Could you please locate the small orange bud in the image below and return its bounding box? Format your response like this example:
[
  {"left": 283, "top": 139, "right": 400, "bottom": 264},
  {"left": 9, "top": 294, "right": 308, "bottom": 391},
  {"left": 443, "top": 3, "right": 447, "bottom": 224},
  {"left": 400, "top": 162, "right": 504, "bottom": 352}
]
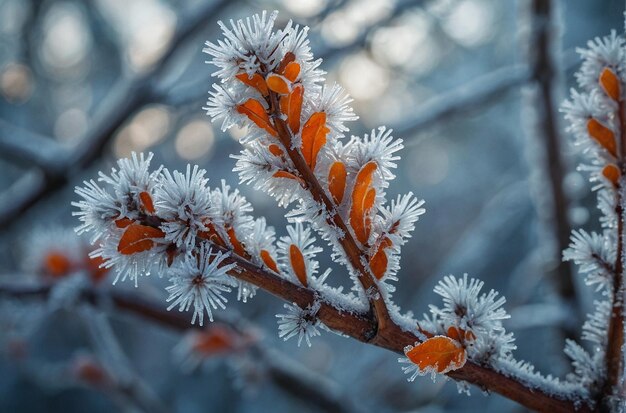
[
  {"left": 587, "top": 118, "right": 617, "bottom": 157},
  {"left": 603, "top": 164, "right": 620, "bottom": 186},
  {"left": 600, "top": 67, "right": 621, "bottom": 101},
  {"left": 289, "top": 244, "right": 307, "bottom": 287},
  {"left": 44, "top": 251, "right": 72, "bottom": 277}
]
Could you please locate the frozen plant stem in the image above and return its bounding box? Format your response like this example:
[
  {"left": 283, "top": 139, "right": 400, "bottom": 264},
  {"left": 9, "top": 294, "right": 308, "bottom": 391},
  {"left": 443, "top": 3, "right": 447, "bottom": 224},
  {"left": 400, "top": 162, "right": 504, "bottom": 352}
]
[
  {"left": 603, "top": 87, "right": 626, "bottom": 404},
  {"left": 0, "top": 282, "right": 591, "bottom": 413},
  {"left": 267, "top": 87, "right": 392, "bottom": 338}
]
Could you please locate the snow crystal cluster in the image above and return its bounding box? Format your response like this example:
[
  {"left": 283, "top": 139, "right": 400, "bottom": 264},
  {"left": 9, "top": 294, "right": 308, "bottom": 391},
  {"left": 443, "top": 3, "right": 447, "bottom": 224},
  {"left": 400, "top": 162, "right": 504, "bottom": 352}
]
[
  {"left": 73, "top": 10, "right": 429, "bottom": 346},
  {"left": 560, "top": 25, "right": 626, "bottom": 400}
]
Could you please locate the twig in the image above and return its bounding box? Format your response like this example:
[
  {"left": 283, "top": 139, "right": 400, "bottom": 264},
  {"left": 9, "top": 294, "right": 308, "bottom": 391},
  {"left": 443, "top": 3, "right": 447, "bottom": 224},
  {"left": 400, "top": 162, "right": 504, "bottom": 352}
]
[
  {"left": 0, "top": 119, "right": 68, "bottom": 174},
  {"left": 394, "top": 65, "right": 531, "bottom": 136},
  {"left": 0, "top": 282, "right": 362, "bottom": 413},
  {"left": 522, "top": 0, "right": 578, "bottom": 332},
  {"left": 267, "top": 90, "right": 391, "bottom": 338},
  {"left": 601, "top": 35, "right": 626, "bottom": 411},
  {"left": 0, "top": 0, "right": 233, "bottom": 231},
  {"left": 0, "top": 276, "right": 591, "bottom": 413}
]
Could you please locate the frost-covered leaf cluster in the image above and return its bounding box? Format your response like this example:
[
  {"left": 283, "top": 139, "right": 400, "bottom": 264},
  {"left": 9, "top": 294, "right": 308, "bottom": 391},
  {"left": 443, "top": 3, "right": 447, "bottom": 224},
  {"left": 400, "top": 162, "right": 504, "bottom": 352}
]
[{"left": 560, "top": 21, "right": 626, "bottom": 402}]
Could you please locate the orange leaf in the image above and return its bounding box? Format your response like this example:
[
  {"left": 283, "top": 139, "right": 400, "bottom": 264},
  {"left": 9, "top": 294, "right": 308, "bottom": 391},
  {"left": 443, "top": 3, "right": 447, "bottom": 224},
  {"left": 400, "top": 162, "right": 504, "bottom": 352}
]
[
  {"left": 197, "top": 221, "right": 225, "bottom": 246},
  {"left": 117, "top": 224, "right": 165, "bottom": 255},
  {"left": 260, "top": 249, "right": 280, "bottom": 273},
  {"left": 276, "top": 52, "right": 296, "bottom": 75},
  {"left": 587, "top": 118, "right": 616, "bottom": 157},
  {"left": 269, "top": 144, "right": 284, "bottom": 157},
  {"left": 227, "top": 227, "right": 247, "bottom": 258},
  {"left": 191, "top": 326, "right": 238, "bottom": 356},
  {"left": 235, "top": 72, "right": 269, "bottom": 96},
  {"left": 280, "top": 84, "right": 303, "bottom": 133},
  {"left": 266, "top": 73, "right": 291, "bottom": 95},
  {"left": 273, "top": 170, "right": 305, "bottom": 185},
  {"left": 600, "top": 67, "right": 620, "bottom": 101},
  {"left": 283, "top": 61, "right": 301, "bottom": 82},
  {"left": 44, "top": 251, "right": 72, "bottom": 277},
  {"left": 603, "top": 164, "right": 620, "bottom": 186},
  {"left": 237, "top": 99, "right": 277, "bottom": 137},
  {"left": 447, "top": 326, "right": 476, "bottom": 343},
  {"left": 301, "top": 112, "right": 329, "bottom": 169},
  {"left": 369, "top": 237, "right": 393, "bottom": 279},
  {"left": 115, "top": 217, "right": 134, "bottom": 229},
  {"left": 72, "top": 356, "right": 109, "bottom": 386},
  {"left": 289, "top": 244, "right": 307, "bottom": 287},
  {"left": 405, "top": 336, "right": 467, "bottom": 374},
  {"left": 139, "top": 191, "right": 155, "bottom": 214},
  {"left": 350, "top": 161, "right": 378, "bottom": 244},
  {"left": 328, "top": 161, "right": 347, "bottom": 205}
]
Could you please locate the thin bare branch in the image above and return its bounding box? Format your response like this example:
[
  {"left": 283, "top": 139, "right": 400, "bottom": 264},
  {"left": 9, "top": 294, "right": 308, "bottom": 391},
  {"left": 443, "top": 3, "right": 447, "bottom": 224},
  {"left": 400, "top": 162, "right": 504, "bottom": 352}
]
[
  {"left": 521, "top": 0, "right": 578, "bottom": 330},
  {"left": 394, "top": 65, "right": 531, "bottom": 136},
  {"left": 0, "top": 0, "right": 233, "bottom": 231}
]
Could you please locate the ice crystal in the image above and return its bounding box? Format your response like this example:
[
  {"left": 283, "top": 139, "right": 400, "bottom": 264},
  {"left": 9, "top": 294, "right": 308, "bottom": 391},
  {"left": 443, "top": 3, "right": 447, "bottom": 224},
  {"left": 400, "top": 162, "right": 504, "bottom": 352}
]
[
  {"left": 275, "top": 302, "right": 323, "bottom": 347},
  {"left": 166, "top": 245, "right": 236, "bottom": 326}
]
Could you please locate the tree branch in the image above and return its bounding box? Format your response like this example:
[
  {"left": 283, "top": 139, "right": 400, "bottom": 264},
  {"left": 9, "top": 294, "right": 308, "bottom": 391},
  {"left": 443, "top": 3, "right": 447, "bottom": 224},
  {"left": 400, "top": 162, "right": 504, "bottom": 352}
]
[
  {"left": 394, "top": 65, "right": 531, "bottom": 136},
  {"left": 0, "top": 281, "right": 362, "bottom": 413},
  {"left": 602, "top": 48, "right": 626, "bottom": 411},
  {"left": 0, "top": 0, "right": 233, "bottom": 231},
  {"left": 522, "top": 0, "right": 578, "bottom": 332},
  {"left": 0, "top": 273, "right": 591, "bottom": 412}
]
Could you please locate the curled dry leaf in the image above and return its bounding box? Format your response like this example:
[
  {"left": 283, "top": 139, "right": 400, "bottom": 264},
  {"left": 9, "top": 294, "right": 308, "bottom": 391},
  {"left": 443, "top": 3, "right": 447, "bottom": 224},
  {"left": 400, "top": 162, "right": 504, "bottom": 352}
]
[
  {"left": 328, "top": 161, "right": 347, "bottom": 205},
  {"left": 289, "top": 244, "right": 307, "bottom": 287},
  {"left": 139, "top": 191, "right": 155, "bottom": 214},
  {"left": 405, "top": 335, "right": 467, "bottom": 374},
  {"left": 273, "top": 170, "right": 306, "bottom": 185},
  {"left": 599, "top": 67, "right": 620, "bottom": 101},
  {"left": 280, "top": 84, "right": 304, "bottom": 134},
  {"left": 275, "top": 52, "right": 296, "bottom": 75},
  {"left": 603, "top": 164, "right": 620, "bottom": 186},
  {"left": 237, "top": 99, "right": 277, "bottom": 137},
  {"left": 266, "top": 73, "right": 291, "bottom": 95},
  {"left": 260, "top": 249, "right": 280, "bottom": 273},
  {"left": 350, "top": 161, "right": 378, "bottom": 245},
  {"left": 235, "top": 72, "right": 269, "bottom": 96},
  {"left": 283, "top": 61, "right": 301, "bottom": 82},
  {"left": 268, "top": 144, "right": 284, "bottom": 157},
  {"left": 227, "top": 227, "right": 248, "bottom": 258},
  {"left": 301, "top": 112, "right": 329, "bottom": 169},
  {"left": 369, "top": 237, "right": 393, "bottom": 279},
  {"left": 117, "top": 223, "right": 165, "bottom": 255},
  {"left": 587, "top": 118, "right": 616, "bottom": 157}
]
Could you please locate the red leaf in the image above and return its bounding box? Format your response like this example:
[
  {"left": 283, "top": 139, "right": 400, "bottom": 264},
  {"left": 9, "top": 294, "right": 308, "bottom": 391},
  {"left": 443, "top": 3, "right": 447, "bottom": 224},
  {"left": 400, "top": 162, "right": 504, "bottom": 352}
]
[
  {"left": 349, "top": 161, "right": 377, "bottom": 244},
  {"left": 236, "top": 99, "right": 277, "bottom": 137},
  {"left": 260, "top": 249, "right": 279, "bottom": 273},
  {"left": 139, "top": 191, "right": 155, "bottom": 214},
  {"left": 280, "top": 84, "right": 303, "bottom": 134},
  {"left": 235, "top": 72, "right": 269, "bottom": 96},
  {"left": 587, "top": 118, "right": 616, "bottom": 157},
  {"left": 266, "top": 73, "right": 291, "bottom": 95},
  {"left": 328, "top": 161, "right": 347, "bottom": 205},
  {"left": 289, "top": 244, "right": 307, "bottom": 287},
  {"left": 117, "top": 224, "right": 165, "bottom": 255},
  {"left": 301, "top": 112, "right": 329, "bottom": 169},
  {"left": 405, "top": 336, "right": 467, "bottom": 374},
  {"left": 599, "top": 67, "right": 620, "bottom": 101}
]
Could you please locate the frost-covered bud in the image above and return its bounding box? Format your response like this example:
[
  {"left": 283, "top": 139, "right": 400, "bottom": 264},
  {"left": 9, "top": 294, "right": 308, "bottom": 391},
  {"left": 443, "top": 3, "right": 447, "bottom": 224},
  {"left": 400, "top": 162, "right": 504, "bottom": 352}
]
[
  {"left": 166, "top": 245, "right": 236, "bottom": 326},
  {"left": 275, "top": 301, "right": 323, "bottom": 347},
  {"left": 155, "top": 164, "right": 214, "bottom": 250}
]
